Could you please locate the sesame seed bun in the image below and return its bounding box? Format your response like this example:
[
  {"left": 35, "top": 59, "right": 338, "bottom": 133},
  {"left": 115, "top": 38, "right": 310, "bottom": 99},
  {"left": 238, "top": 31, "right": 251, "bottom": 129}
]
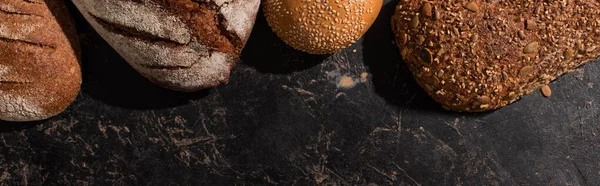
[{"left": 263, "top": 0, "right": 382, "bottom": 55}]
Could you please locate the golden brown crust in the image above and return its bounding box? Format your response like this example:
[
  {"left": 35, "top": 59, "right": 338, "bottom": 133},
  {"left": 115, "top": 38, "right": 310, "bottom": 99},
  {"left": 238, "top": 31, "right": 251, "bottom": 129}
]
[
  {"left": 0, "top": 0, "right": 81, "bottom": 121},
  {"left": 392, "top": 0, "right": 600, "bottom": 112},
  {"left": 159, "top": 0, "right": 242, "bottom": 54},
  {"left": 263, "top": 0, "right": 382, "bottom": 54}
]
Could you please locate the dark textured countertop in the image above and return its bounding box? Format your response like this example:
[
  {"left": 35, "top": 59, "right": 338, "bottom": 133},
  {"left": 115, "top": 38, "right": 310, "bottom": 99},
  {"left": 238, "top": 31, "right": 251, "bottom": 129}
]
[{"left": 1, "top": 1, "right": 599, "bottom": 185}]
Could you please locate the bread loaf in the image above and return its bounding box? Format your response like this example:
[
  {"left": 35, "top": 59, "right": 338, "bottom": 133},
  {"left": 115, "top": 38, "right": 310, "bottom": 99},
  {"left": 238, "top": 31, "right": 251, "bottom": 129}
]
[
  {"left": 392, "top": 1, "right": 600, "bottom": 112},
  {"left": 263, "top": 0, "right": 382, "bottom": 54},
  {"left": 71, "top": 0, "right": 260, "bottom": 92},
  {"left": 0, "top": 0, "right": 81, "bottom": 121}
]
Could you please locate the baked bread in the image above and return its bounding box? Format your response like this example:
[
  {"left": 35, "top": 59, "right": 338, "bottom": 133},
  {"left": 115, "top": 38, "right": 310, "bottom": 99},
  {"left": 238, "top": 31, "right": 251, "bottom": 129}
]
[
  {"left": 0, "top": 0, "right": 81, "bottom": 121},
  {"left": 71, "top": 0, "right": 260, "bottom": 92},
  {"left": 392, "top": 0, "right": 600, "bottom": 112},
  {"left": 263, "top": 0, "right": 382, "bottom": 54}
]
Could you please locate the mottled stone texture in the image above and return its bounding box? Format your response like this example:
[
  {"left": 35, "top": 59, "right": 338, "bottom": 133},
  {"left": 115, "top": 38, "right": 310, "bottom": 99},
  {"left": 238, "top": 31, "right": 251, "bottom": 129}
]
[{"left": 0, "top": 1, "right": 599, "bottom": 185}]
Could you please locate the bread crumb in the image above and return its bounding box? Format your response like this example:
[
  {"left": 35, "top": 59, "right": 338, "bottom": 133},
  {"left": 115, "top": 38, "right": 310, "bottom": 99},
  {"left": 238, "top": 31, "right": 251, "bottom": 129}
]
[
  {"left": 352, "top": 49, "right": 357, "bottom": 53},
  {"left": 360, "top": 72, "right": 368, "bottom": 80},
  {"left": 359, "top": 72, "right": 369, "bottom": 83},
  {"left": 335, "top": 92, "right": 345, "bottom": 99},
  {"left": 573, "top": 68, "right": 585, "bottom": 80},
  {"left": 338, "top": 76, "right": 356, "bottom": 88}
]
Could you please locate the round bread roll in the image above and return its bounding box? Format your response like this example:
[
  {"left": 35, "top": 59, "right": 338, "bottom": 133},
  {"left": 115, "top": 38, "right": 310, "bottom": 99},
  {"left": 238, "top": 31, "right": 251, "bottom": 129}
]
[{"left": 263, "top": 0, "right": 382, "bottom": 54}]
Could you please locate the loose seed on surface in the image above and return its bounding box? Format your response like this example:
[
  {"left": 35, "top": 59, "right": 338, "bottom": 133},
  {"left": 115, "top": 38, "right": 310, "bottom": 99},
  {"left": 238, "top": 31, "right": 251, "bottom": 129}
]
[{"left": 541, "top": 85, "right": 552, "bottom": 97}]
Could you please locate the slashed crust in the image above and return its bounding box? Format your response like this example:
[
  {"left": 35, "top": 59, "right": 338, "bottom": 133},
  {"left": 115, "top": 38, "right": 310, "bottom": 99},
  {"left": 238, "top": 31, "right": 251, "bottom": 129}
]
[
  {"left": 71, "top": 0, "right": 260, "bottom": 91},
  {"left": 0, "top": 0, "right": 81, "bottom": 121}
]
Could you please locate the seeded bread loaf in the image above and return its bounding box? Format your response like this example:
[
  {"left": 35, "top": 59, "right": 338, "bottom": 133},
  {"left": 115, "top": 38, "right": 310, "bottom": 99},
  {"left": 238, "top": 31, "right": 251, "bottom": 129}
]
[
  {"left": 263, "top": 0, "right": 382, "bottom": 54},
  {"left": 71, "top": 0, "right": 260, "bottom": 92},
  {"left": 0, "top": 0, "right": 81, "bottom": 121},
  {"left": 392, "top": 0, "right": 600, "bottom": 112}
]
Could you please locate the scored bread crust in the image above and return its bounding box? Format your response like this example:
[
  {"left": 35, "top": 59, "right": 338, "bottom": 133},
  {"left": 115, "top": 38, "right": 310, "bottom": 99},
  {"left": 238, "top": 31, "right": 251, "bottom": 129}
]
[
  {"left": 0, "top": 0, "right": 81, "bottom": 121},
  {"left": 392, "top": 0, "right": 600, "bottom": 112},
  {"left": 71, "top": 0, "right": 260, "bottom": 92}
]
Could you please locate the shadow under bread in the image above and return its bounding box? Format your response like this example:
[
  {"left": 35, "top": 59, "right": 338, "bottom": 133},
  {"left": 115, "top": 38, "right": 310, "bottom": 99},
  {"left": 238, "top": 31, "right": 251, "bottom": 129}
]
[{"left": 241, "top": 9, "right": 328, "bottom": 74}]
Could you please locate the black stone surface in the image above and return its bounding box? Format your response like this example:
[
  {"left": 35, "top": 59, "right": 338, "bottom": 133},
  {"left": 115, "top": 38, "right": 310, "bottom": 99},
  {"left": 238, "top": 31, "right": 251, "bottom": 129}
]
[{"left": 1, "top": 1, "right": 600, "bottom": 185}]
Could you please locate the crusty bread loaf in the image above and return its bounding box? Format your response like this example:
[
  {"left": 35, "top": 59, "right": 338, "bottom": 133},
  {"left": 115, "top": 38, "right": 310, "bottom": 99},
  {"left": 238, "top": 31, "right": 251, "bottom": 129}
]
[
  {"left": 392, "top": 0, "right": 600, "bottom": 112},
  {"left": 71, "top": 0, "right": 260, "bottom": 92},
  {"left": 0, "top": 0, "right": 81, "bottom": 122}
]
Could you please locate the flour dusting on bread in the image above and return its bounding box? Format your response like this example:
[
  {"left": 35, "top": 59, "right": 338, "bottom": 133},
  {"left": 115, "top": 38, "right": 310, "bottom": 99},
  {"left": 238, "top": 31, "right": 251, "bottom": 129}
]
[
  {"left": 79, "top": 0, "right": 191, "bottom": 44},
  {"left": 71, "top": 0, "right": 261, "bottom": 91},
  {"left": 0, "top": 0, "right": 81, "bottom": 121},
  {"left": 0, "top": 92, "right": 45, "bottom": 122},
  {"left": 221, "top": 0, "right": 261, "bottom": 41}
]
